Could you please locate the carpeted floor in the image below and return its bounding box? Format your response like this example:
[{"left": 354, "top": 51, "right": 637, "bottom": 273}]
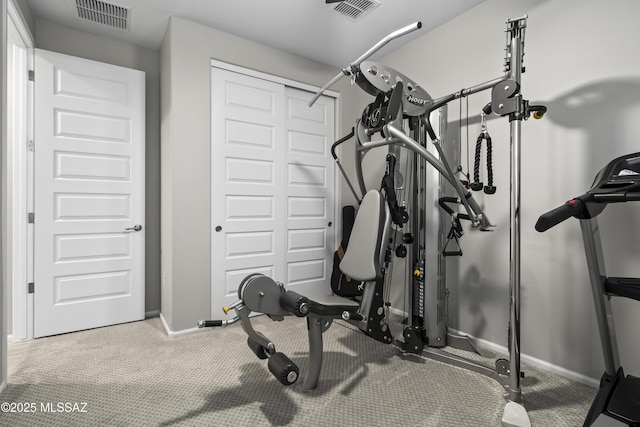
[{"left": 2, "top": 315, "right": 595, "bottom": 426}]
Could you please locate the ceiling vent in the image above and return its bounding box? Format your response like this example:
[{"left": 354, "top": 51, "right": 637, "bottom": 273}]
[
  {"left": 75, "top": 0, "right": 130, "bottom": 31},
  {"left": 331, "top": 0, "right": 380, "bottom": 22}
]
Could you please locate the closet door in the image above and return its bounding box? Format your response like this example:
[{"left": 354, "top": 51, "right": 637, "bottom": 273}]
[
  {"left": 211, "top": 67, "right": 336, "bottom": 316},
  {"left": 284, "top": 87, "right": 335, "bottom": 295},
  {"left": 211, "top": 68, "right": 286, "bottom": 313}
]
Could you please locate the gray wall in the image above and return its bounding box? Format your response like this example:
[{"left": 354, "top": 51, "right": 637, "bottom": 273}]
[
  {"left": 12, "top": 0, "right": 33, "bottom": 36},
  {"left": 160, "top": 16, "right": 358, "bottom": 332},
  {"left": 372, "top": 0, "right": 640, "bottom": 381},
  {"left": 35, "top": 20, "right": 162, "bottom": 316}
]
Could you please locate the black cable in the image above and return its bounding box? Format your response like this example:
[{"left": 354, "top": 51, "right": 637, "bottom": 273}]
[
  {"left": 466, "top": 97, "right": 470, "bottom": 179},
  {"left": 456, "top": 97, "right": 470, "bottom": 187},
  {"left": 458, "top": 97, "right": 462, "bottom": 169}
]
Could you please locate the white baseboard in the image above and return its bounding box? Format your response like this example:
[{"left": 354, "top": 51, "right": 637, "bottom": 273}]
[
  {"left": 156, "top": 305, "right": 598, "bottom": 388},
  {"left": 386, "top": 306, "right": 599, "bottom": 388},
  {"left": 6, "top": 334, "right": 30, "bottom": 344},
  {"left": 448, "top": 327, "right": 599, "bottom": 388},
  {"left": 521, "top": 349, "right": 600, "bottom": 389},
  {"left": 158, "top": 312, "right": 207, "bottom": 338}
]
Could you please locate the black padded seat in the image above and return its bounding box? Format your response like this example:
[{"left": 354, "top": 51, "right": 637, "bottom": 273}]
[
  {"left": 307, "top": 292, "right": 360, "bottom": 316},
  {"left": 280, "top": 288, "right": 360, "bottom": 317},
  {"left": 606, "top": 277, "right": 640, "bottom": 302}
]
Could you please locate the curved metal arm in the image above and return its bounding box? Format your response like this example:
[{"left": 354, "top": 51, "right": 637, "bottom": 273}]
[
  {"left": 308, "top": 70, "right": 348, "bottom": 107},
  {"left": 331, "top": 128, "right": 363, "bottom": 203},
  {"left": 348, "top": 21, "right": 422, "bottom": 70},
  {"left": 308, "top": 21, "right": 422, "bottom": 107}
]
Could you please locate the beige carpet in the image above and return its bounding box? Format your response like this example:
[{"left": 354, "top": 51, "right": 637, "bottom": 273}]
[{"left": 2, "top": 315, "right": 595, "bottom": 426}]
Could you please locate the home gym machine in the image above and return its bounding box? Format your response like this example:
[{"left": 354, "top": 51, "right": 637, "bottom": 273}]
[
  {"left": 536, "top": 152, "right": 640, "bottom": 427},
  {"left": 200, "top": 16, "right": 545, "bottom": 427}
]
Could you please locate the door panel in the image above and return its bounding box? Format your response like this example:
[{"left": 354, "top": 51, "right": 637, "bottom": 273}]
[
  {"left": 211, "top": 67, "right": 336, "bottom": 316},
  {"left": 211, "top": 68, "right": 286, "bottom": 313},
  {"left": 34, "top": 49, "right": 145, "bottom": 337},
  {"left": 284, "top": 87, "right": 335, "bottom": 295}
]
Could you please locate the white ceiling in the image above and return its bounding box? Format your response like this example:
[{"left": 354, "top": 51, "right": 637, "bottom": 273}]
[{"left": 26, "top": 0, "right": 485, "bottom": 68}]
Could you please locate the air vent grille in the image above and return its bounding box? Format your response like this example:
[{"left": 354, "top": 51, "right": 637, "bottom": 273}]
[
  {"left": 75, "top": 0, "right": 130, "bottom": 31},
  {"left": 332, "top": 0, "right": 380, "bottom": 22}
]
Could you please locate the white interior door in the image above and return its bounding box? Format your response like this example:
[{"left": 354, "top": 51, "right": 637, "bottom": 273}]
[
  {"left": 284, "top": 87, "right": 335, "bottom": 295},
  {"left": 211, "top": 66, "right": 336, "bottom": 316},
  {"left": 211, "top": 67, "right": 286, "bottom": 314},
  {"left": 34, "top": 49, "right": 145, "bottom": 338}
]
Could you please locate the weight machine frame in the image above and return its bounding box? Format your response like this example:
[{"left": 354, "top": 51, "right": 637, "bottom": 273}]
[
  {"left": 201, "top": 15, "right": 544, "bottom": 427},
  {"left": 314, "top": 15, "right": 545, "bottom": 427}
]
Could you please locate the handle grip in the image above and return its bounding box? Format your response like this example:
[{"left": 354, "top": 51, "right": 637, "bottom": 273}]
[
  {"left": 535, "top": 198, "right": 584, "bottom": 232},
  {"left": 330, "top": 127, "right": 355, "bottom": 160},
  {"left": 197, "top": 320, "right": 223, "bottom": 328},
  {"left": 349, "top": 21, "right": 422, "bottom": 69},
  {"left": 438, "top": 197, "right": 471, "bottom": 221}
]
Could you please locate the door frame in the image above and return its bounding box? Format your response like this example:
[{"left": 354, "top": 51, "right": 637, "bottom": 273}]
[
  {"left": 7, "top": 0, "right": 34, "bottom": 343},
  {"left": 209, "top": 60, "right": 342, "bottom": 317},
  {"left": 1, "top": 0, "right": 6, "bottom": 395}
]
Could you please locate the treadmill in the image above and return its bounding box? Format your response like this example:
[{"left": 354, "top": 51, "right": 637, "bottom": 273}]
[{"left": 536, "top": 152, "right": 640, "bottom": 427}]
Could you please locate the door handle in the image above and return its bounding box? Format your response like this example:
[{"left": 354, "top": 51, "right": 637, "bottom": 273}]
[{"left": 124, "top": 224, "right": 143, "bottom": 233}]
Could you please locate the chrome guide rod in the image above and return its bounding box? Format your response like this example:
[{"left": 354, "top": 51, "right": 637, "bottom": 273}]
[
  {"left": 459, "top": 76, "right": 507, "bottom": 98},
  {"left": 429, "top": 76, "right": 507, "bottom": 112},
  {"left": 501, "top": 15, "right": 533, "bottom": 427},
  {"left": 508, "top": 114, "right": 523, "bottom": 404},
  {"left": 507, "top": 19, "right": 524, "bottom": 406}
]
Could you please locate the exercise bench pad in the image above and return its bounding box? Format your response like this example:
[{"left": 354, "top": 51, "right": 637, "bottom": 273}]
[
  {"left": 295, "top": 288, "right": 359, "bottom": 317},
  {"left": 340, "top": 190, "right": 386, "bottom": 282}
]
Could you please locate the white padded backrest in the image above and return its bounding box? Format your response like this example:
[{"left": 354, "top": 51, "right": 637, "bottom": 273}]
[{"left": 340, "top": 190, "right": 385, "bottom": 281}]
